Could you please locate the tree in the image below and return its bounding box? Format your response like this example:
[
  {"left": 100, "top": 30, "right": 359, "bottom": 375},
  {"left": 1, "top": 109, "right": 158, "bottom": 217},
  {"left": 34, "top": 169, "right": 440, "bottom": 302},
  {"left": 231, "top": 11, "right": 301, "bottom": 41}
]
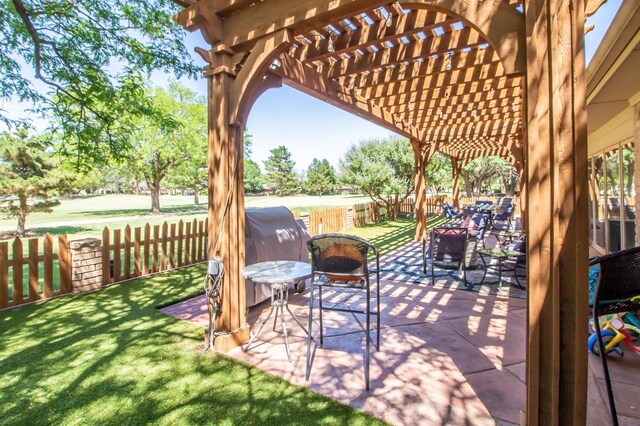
[
  {"left": 461, "top": 156, "right": 515, "bottom": 196},
  {"left": 0, "top": 127, "right": 71, "bottom": 235},
  {"left": 340, "top": 137, "right": 414, "bottom": 220},
  {"left": 425, "top": 152, "right": 452, "bottom": 194},
  {"left": 242, "top": 131, "right": 262, "bottom": 193},
  {"left": 264, "top": 146, "right": 299, "bottom": 196},
  {"left": 1, "top": 0, "right": 197, "bottom": 166},
  {"left": 244, "top": 159, "right": 263, "bottom": 193},
  {"left": 129, "top": 82, "right": 206, "bottom": 212},
  {"left": 305, "top": 158, "right": 336, "bottom": 196}
]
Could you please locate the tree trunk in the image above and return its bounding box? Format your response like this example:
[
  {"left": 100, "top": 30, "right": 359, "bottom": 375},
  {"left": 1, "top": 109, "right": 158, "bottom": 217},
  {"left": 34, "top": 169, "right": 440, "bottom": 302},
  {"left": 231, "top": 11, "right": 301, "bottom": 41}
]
[
  {"left": 462, "top": 172, "right": 473, "bottom": 197},
  {"left": 17, "top": 195, "right": 27, "bottom": 236},
  {"left": 194, "top": 190, "right": 199, "bottom": 205},
  {"left": 150, "top": 186, "right": 161, "bottom": 213}
]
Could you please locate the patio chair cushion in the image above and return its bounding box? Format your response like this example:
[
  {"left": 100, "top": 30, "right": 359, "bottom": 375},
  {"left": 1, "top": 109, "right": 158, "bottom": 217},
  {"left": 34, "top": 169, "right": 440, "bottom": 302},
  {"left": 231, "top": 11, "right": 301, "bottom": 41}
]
[
  {"left": 434, "top": 232, "right": 466, "bottom": 262},
  {"left": 461, "top": 215, "right": 479, "bottom": 230},
  {"left": 320, "top": 243, "right": 366, "bottom": 281}
]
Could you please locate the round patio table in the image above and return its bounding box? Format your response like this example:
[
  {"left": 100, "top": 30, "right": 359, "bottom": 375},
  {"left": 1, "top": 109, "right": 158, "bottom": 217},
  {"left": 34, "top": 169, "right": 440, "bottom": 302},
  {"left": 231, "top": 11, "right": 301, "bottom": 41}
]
[
  {"left": 476, "top": 248, "right": 525, "bottom": 290},
  {"left": 242, "top": 260, "right": 312, "bottom": 362}
]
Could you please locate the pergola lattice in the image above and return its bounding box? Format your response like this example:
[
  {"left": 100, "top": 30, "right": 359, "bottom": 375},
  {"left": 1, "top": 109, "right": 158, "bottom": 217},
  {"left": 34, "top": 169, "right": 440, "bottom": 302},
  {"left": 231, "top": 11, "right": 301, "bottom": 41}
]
[{"left": 171, "top": 1, "right": 605, "bottom": 424}]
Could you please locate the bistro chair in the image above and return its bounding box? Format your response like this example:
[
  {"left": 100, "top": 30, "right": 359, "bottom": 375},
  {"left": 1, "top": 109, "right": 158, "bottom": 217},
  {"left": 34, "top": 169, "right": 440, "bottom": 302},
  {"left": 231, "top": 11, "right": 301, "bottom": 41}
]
[
  {"left": 474, "top": 214, "right": 490, "bottom": 249},
  {"left": 491, "top": 204, "right": 514, "bottom": 230},
  {"left": 589, "top": 246, "right": 640, "bottom": 426},
  {"left": 305, "top": 234, "right": 381, "bottom": 391},
  {"left": 503, "top": 234, "right": 526, "bottom": 289},
  {"left": 423, "top": 227, "right": 469, "bottom": 287},
  {"left": 475, "top": 200, "right": 493, "bottom": 206}
]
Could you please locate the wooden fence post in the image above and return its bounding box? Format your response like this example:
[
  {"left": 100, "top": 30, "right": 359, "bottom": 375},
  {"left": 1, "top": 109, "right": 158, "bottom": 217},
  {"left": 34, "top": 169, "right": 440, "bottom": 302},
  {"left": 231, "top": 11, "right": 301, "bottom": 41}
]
[
  {"left": 58, "top": 236, "right": 71, "bottom": 294},
  {"left": 102, "top": 227, "right": 110, "bottom": 286},
  {"left": 12, "top": 238, "right": 23, "bottom": 305},
  {"left": 28, "top": 238, "right": 39, "bottom": 301},
  {"left": 43, "top": 234, "right": 53, "bottom": 298},
  {"left": 0, "top": 241, "right": 8, "bottom": 308}
]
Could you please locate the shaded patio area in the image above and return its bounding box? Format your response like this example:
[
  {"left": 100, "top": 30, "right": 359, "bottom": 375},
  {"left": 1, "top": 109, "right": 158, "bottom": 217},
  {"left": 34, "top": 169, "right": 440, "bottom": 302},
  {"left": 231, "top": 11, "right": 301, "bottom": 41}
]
[
  {"left": 161, "top": 238, "right": 640, "bottom": 425},
  {"left": 163, "top": 241, "right": 528, "bottom": 424}
]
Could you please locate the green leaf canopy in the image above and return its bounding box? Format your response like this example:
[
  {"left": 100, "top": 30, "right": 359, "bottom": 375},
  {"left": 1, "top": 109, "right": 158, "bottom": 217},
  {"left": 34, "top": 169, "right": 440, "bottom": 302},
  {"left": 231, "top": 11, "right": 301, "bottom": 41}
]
[{"left": 1, "top": 0, "right": 198, "bottom": 165}]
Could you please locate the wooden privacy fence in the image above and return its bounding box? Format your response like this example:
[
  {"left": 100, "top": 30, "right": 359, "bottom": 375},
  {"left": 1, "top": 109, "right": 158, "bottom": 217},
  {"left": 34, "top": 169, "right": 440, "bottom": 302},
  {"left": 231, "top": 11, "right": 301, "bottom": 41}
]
[
  {"left": 351, "top": 202, "right": 380, "bottom": 227},
  {"left": 0, "top": 235, "right": 71, "bottom": 309},
  {"left": 101, "top": 218, "right": 208, "bottom": 286}
]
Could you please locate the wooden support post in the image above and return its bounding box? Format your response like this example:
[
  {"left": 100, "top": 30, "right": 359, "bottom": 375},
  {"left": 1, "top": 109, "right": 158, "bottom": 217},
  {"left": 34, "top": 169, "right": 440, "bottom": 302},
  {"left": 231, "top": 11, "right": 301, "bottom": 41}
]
[
  {"left": 524, "top": 0, "right": 588, "bottom": 424},
  {"left": 451, "top": 157, "right": 463, "bottom": 209},
  {"left": 516, "top": 164, "right": 526, "bottom": 230},
  {"left": 411, "top": 140, "right": 435, "bottom": 240},
  {"left": 205, "top": 47, "right": 250, "bottom": 352}
]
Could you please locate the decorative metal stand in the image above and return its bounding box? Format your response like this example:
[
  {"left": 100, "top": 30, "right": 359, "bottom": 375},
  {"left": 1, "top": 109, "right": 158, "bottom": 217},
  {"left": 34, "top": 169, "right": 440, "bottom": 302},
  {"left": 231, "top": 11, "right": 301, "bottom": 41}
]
[{"left": 204, "top": 257, "right": 224, "bottom": 352}]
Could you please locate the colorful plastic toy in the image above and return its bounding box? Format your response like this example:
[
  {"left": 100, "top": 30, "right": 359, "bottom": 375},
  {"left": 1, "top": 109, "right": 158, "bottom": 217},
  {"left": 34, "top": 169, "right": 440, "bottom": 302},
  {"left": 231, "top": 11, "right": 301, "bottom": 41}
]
[{"left": 589, "top": 314, "right": 640, "bottom": 357}]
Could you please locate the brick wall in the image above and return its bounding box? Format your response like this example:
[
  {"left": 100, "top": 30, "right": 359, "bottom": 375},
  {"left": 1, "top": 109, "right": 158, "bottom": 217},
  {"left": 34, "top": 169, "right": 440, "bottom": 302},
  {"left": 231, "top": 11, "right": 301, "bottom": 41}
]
[{"left": 69, "top": 238, "right": 103, "bottom": 294}]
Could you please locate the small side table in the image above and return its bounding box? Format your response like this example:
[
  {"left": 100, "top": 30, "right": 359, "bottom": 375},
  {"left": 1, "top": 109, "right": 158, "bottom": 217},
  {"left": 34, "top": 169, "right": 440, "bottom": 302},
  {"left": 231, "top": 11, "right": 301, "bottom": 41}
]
[
  {"left": 242, "top": 261, "right": 312, "bottom": 362},
  {"left": 476, "top": 248, "right": 525, "bottom": 290}
]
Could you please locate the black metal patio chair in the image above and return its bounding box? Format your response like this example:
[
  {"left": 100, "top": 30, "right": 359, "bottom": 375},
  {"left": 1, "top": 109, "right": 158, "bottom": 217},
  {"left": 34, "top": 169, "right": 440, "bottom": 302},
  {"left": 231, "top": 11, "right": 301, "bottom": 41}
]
[
  {"left": 589, "top": 246, "right": 640, "bottom": 426},
  {"left": 305, "top": 234, "right": 380, "bottom": 391},
  {"left": 491, "top": 204, "right": 514, "bottom": 230},
  {"left": 503, "top": 234, "right": 526, "bottom": 289},
  {"left": 423, "top": 227, "right": 469, "bottom": 287},
  {"left": 469, "top": 213, "right": 489, "bottom": 249}
]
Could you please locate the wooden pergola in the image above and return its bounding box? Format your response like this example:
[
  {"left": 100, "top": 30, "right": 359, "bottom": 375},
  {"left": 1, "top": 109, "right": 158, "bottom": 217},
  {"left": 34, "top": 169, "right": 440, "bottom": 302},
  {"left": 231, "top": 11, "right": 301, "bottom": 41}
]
[{"left": 171, "top": 0, "right": 604, "bottom": 423}]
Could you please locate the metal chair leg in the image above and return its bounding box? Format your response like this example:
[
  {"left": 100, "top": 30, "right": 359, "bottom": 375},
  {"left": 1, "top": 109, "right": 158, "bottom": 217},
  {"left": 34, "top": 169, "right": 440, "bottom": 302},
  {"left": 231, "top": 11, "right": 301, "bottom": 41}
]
[
  {"left": 594, "top": 310, "right": 619, "bottom": 426},
  {"left": 376, "top": 273, "right": 380, "bottom": 351},
  {"left": 365, "top": 282, "right": 371, "bottom": 391},
  {"left": 319, "top": 286, "right": 324, "bottom": 346},
  {"left": 305, "top": 281, "right": 315, "bottom": 382}
]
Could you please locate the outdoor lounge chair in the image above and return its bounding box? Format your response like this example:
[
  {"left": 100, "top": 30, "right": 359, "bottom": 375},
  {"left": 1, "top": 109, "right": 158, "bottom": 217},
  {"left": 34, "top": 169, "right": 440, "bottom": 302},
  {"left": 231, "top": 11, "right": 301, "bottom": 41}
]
[
  {"left": 442, "top": 203, "right": 463, "bottom": 220},
  {"left": 589, "top": 246, "right": 640, "bottom": 426},
  {"left": 305, "top": 234, "right": 381, "bottom": 391},
  {"left": 491, "top": 204, "right": 514, "bottom": 230},
  {"left": 423, "top": 227, "right": 469, "bottom": 287}
]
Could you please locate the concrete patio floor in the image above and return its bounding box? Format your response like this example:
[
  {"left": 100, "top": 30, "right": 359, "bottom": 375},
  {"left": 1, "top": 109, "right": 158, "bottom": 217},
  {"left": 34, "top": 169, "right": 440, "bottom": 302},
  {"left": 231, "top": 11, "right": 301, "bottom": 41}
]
[
  {"left": 160, "top": 240, "right": 640, "bottom": 425},
  {"left": 163, "top": 278, "right": 528, "bottom": 424}
]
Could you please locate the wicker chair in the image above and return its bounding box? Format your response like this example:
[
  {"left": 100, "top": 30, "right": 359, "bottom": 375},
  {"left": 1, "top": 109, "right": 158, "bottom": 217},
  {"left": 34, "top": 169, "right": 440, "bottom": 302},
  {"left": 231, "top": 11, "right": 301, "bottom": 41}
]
[
  {"left": 305, "top": 234, "right": 380, "bottom": 391},
  {"left": 590, "top": 246, "right": 640, "bottom": 426},
  {"left": 423, "top": 227, "right": 469, "bottom": 287}
]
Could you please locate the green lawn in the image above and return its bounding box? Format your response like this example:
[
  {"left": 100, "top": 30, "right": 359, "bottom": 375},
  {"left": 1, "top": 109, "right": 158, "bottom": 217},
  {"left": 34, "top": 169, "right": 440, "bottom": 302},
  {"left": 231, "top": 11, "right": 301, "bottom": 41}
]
[
  {"left": 0, "top": 265, "right": 384, "bottom": 425},
  {"left": 1, "top": 194, "right": 374, "bottom": 241},
  {"left": 345, "top": 216, "right": 448, "bottom": 256}
]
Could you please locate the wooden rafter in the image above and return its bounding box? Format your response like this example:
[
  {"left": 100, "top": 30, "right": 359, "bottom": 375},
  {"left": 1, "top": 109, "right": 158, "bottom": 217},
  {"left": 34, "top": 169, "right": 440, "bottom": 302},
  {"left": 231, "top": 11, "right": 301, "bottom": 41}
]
[
  {"left": 357, "top": 61, "right": 505, "bottom": 98},
  {"left": 367, "top": 73, "right": 520, "bottom": 102},
  {"left": 324, "top": 26, "right": 484, "bottom": 79},
  {"left": 272, "top": 54, "right": 423, "bottom": 141},
  {"left": 293, "top": 10, "right": 453, "bottom": 64},
  {"left": 338, "top": 46, "right": 500, "bottom": 88}
]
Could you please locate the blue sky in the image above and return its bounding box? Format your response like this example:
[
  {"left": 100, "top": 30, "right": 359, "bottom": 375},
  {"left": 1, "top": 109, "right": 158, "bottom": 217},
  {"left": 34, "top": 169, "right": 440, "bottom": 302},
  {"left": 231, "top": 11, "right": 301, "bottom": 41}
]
[{"left": 2, "top": 0, "right": 624, "bottom": 172}]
